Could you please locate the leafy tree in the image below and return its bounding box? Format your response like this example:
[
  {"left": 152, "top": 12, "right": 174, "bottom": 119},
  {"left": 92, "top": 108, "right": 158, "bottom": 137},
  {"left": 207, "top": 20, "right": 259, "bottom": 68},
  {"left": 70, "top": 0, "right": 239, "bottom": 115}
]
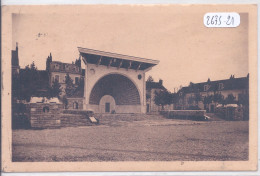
[
  {"left": 12, "top": 72, "right": 20, "bottom": 101},
  {"left": 49, "top": 79, "right": 62, "bottom": 98},
  {"left": 238, "top": 93, "right": 249, "bottom": 106},
  {"left": 19, "top": 62, "right": 41, "bottom": 101},
  {"left": 73, "top": 77, "right": 84, "bottom": 97},
  {"left": 154, "top": 90, "right": 172, "bottom": 110},
  {"left": 224, "top": 94, "right": 236, "bottom": 105},
  {"left": 171, "top": 93, "right": 179, "bottom": 104},
  {"left": 65, "top": 73, "right": 75, "bottom": 97},
  {"left": 30, "top": 61, "right": 37, "bottom": 70},
  {"left": 147, "top": 76, "right": 154, "bottom": 82},
  {"left": 203, "top": 94, "right": 213, "bottom": 105},
  {"left": 213, "top": 92, "right": 224, "bottom": 105},
  {"left": 238, "top": 91, "right": 249, "bottom": 120}
]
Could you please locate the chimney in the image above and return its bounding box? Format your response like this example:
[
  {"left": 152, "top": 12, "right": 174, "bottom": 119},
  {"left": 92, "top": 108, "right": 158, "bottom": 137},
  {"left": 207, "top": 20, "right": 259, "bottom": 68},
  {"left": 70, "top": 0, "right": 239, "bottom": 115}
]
[{"left": 159, "top": 79, "right": 163, "bottom": 85}]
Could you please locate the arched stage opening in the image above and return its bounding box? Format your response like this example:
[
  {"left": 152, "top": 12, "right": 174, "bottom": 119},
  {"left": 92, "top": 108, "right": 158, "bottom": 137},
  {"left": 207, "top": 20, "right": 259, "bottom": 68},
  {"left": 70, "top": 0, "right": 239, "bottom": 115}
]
[
  {"left": 89, "top": 74, "right": 141, "bottom": 113},
  {"left": 78, "top": 47, "right": 159, "bottom": 113}
]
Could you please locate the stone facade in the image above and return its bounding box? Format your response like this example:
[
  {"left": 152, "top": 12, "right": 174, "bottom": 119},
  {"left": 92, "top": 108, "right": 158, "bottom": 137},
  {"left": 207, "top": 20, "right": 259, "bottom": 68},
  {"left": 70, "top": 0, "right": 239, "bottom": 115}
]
[
  {"left": 79, "top": 47, "right": 159, "bottom": 114},
  {"left": 27, "top": 103, "right": 63, "bottom": 128},
  {"left": 67, "top": 98, "right": 84, "bottom": 110},
  {"left": 46, "top": 53, "right": 84, "bottom": 95}
]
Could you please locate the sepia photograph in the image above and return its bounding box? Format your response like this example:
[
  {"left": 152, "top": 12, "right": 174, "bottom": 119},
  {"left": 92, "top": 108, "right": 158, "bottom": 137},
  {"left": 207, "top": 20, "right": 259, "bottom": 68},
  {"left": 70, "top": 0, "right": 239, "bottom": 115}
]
[{"left": 1, "top": 4, "right": 258, "bottom": 172}]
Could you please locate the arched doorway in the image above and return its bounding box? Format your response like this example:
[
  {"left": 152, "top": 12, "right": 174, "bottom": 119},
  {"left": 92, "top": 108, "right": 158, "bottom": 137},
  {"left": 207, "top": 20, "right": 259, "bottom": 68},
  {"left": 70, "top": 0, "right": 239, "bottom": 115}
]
[
  {"left": 99, "top": 95, "right": 116, "bottom": 113},
  {"left": 73, "top": 102, "right": 79, "bottom": 109},
  {"left": 89, "top": 74, "right": 141, "bottom": 113}
]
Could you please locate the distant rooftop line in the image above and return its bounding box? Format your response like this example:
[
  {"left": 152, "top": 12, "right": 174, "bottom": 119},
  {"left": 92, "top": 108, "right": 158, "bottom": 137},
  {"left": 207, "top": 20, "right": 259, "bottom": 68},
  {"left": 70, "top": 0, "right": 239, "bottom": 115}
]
[
  {"left": 186, "top": 75, "right": 249, "bottom": 86},
  {"left": 51, "top": 60, "right": 80, "bottom": 65}
]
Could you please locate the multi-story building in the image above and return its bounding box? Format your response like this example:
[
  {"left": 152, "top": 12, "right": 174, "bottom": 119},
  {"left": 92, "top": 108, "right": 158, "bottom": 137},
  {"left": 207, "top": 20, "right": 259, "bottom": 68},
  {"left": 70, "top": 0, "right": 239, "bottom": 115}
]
[
  {"left": 146, "top": 80, "right": 173, "bottom": 113},
  {"left": 46, "top": 53, "right": 84, "bottom": 94},
  {"left": 176, "top": 75, "right": 249, "bottom": 112},
  {"left": 11, "top": 44, "right": 84, "bottom": 100}
]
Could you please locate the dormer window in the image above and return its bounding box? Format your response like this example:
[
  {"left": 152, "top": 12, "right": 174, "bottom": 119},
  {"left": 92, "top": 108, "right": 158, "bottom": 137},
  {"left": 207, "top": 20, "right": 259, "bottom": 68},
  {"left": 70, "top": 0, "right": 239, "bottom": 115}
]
[
  {"left": 54, "top": 75, "right": 60, "bottom": 83},
  {"left": 54, "top": 64, "right": 59, "bottom": 69},
  {"left": 204, "top": 85, "right": 210, "bottom": 91},
  {"left": 218, "top": 83, "right": 224, "bottom": 90}
]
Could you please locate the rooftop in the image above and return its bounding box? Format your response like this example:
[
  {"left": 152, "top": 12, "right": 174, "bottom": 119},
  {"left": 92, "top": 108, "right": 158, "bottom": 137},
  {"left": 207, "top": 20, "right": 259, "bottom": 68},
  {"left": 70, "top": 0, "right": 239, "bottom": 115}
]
[
  {"left": 78, "top": 47, "right": 159, "bottom": 71},
  {"left": 178, "top": 76, "right": 249, "bottom": 94}
]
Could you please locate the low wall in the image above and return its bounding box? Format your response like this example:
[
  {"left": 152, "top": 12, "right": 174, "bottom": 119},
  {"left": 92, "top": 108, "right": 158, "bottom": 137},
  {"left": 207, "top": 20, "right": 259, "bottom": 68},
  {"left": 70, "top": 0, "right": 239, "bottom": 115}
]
[
  {"left": 27, "top": 103, "right": 63, "bottom": 128},
  {"left": 67, "top": 98, "right": 84, "bottom": 110},
  {"left": 160, "top": 110, "right": 206, "bottom": 121},
  {"left": 63, "top": 109, "right": 93, "bottom": 116},
  {"left": 87, "top": 104, "right": 142, "bottom": 113}
]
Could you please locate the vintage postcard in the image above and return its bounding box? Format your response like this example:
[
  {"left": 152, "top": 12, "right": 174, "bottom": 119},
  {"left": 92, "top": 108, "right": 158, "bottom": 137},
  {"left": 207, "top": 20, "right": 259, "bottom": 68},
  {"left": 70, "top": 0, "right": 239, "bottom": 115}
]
[{"left": 1, "top": 4, "right": 258, "bottom": 172}]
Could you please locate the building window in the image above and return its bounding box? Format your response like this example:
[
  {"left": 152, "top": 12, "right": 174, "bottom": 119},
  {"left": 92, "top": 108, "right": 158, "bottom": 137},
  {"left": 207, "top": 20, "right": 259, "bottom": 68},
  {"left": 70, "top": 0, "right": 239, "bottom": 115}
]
[
  {"left": 73, "top": 102, "right": 79, "bottom": 109},
  {"left": 55, "top": 75, "right": 60, "bottom": 83},
  {"left": 204, "top": 85, "right": 209, "bottom": 91},
  {"left": 43, "top": 106, "right": 49, "bottom": 113},
  {"left": 75, "top": 77, "right": 79, "bottom": 84},
  {"left": 218, "top": 83, "right": 224, "bottom": 90}
]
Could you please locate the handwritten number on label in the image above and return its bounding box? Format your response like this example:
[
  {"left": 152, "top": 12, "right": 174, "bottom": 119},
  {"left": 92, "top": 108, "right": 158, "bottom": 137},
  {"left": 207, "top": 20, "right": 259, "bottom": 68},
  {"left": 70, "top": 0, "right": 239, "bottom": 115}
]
[
  {"left": 204, "top": 13, "right": 240, "bottom": 28},
  {"left": 218, "top": 16, "right": 221, "bottom": 25},
  {"left": 226, "top": 15, "right": 234, "bottom": 25},
  {"left": 206, "top": 15, "right": 222, "bottom": 26},
  {"left": 206, "top": 16, "right": 210, "bottom": 25}
]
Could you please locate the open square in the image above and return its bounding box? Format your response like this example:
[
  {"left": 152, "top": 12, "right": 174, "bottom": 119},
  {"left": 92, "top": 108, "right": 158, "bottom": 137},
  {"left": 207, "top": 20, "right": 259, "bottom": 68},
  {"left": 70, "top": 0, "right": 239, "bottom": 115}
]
[
  {"left": 3, "top": 4, "right": 257, "bottom": 172},
  {"left": 12, "top": 115, "right": 249, "bottom": 162}
]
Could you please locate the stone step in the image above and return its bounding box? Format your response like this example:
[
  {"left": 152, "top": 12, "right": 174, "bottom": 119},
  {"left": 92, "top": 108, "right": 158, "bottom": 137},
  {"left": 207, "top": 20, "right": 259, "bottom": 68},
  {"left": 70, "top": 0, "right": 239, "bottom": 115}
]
[
  {"left": 95, "top": 113, "right": 165, "bottom": 121},
  {"left": 60, "top": 114, "right": 94, "bottom": 127},
  {"left": 60, "top": 113, "right": 165, "bottom": 127}
]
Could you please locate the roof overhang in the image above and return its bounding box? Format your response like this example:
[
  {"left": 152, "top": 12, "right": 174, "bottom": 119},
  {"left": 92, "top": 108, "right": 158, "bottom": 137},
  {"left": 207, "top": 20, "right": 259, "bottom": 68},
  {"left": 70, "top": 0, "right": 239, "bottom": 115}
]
[{"left": 78, "top": 47, "right": 159, "bottom": 71}]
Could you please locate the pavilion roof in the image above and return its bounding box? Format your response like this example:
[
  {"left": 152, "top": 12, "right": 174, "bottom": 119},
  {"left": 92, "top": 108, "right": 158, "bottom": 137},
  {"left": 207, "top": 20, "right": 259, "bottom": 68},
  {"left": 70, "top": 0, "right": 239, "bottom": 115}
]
[{"left": 78, "top": 47, "right": 159, "bottom": 71}]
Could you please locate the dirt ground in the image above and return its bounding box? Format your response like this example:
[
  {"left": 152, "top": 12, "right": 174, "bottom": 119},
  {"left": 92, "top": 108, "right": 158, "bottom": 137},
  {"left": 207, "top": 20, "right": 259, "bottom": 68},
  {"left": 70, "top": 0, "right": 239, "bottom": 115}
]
[{"left": 12, "top": 116, "right": 249, "bottom": 162}]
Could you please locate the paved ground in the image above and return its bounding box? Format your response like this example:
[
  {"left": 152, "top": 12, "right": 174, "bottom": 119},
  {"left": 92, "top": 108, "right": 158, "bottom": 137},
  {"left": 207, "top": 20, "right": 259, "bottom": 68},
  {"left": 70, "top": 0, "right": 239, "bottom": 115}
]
[{"left": 12, "top": 115, "right": 249, "bottom": 161}]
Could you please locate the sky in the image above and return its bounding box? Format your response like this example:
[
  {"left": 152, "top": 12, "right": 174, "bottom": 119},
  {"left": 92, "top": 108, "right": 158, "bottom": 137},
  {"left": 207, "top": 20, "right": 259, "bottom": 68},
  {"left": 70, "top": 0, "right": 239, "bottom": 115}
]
[{"left": 12, "top": 5, "right": 248, "bottom": 92}]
